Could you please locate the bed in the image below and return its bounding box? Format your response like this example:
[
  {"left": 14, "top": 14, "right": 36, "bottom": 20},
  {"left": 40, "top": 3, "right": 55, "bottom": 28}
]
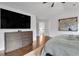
[{"left": 41, "top": 34, "right": 79, "bottom": 56}]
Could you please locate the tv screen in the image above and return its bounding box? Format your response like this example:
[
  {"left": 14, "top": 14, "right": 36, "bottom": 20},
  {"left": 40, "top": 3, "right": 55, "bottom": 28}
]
[{"left": 1, "top": 8, "right": 31, "bottom": 29}]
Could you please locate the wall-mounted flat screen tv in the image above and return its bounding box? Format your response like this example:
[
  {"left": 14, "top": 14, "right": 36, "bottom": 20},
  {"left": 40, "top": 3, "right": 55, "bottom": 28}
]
[{"left": 0, "top": 8, "right": 31, "bottom": 29}]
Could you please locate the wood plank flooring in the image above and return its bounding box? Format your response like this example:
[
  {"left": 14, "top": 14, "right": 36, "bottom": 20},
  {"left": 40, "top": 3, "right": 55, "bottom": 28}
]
[{"left": 5, "top": 43, "right": 33, "bottom": 56}]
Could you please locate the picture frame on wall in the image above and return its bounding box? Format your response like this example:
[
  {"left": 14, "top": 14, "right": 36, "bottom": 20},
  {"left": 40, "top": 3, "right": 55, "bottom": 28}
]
[{"left": 58, "top": 17, "right": 78, "bottom": 31}]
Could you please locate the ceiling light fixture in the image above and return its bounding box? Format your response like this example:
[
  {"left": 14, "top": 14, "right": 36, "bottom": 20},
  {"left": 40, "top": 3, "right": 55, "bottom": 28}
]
[{"left": 43, "top": 2, "right": 68, "bottom": 7}]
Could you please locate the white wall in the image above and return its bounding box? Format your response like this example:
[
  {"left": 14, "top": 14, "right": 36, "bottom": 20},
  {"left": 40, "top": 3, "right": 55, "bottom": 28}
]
[
  {"left": 0, "top": 5, "right": 37, "bottom": 51},
  {"left": 48, "top": 7, "right": 79, "bottom": 37},
  {"left": 36, "top": 18, "right": 49, "bottom": 36}
]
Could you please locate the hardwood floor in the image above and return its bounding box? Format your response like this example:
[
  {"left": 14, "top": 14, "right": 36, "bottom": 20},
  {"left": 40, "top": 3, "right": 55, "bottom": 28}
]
[
  {"left": 4, "top": 36, "right": 49, "bottom": 56},
  {"left": 5, "top": 43, "right": 33, "bottom": 56},
  {"left": 37, "top": 36, "right": 49, "bottom": 48}
]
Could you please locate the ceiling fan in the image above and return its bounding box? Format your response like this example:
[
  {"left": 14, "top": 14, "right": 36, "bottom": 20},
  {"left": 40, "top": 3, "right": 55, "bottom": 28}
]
[{"left": 43, "top": 2, "right": 66, "bottom": 7}]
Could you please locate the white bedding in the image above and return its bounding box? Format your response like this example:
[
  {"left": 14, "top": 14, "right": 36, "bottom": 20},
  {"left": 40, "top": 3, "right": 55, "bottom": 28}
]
[{"left": 41, "top": 35, "right": 79, "bottom": 56}]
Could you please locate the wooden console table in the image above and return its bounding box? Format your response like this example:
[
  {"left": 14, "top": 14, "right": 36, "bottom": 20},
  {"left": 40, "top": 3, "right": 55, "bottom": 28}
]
[{"left": 5, "top": 31, "right": 33, "bottom": 56}]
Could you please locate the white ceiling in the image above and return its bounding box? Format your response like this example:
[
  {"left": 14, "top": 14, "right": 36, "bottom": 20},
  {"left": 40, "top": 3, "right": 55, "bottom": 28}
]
[{"left": 0, "top": 2, "right": 79, "bottom": 20}]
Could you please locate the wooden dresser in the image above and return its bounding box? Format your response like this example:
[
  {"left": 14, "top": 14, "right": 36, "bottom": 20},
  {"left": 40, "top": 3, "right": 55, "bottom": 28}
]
[{"left": 5, "top": 31, "right": 33, "bottom": 56}]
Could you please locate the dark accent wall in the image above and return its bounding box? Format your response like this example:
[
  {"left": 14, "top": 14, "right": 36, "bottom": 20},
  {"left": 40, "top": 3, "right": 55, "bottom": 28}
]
[{"left": 1, "top": 8, "right": 31, "bottom": 29}]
